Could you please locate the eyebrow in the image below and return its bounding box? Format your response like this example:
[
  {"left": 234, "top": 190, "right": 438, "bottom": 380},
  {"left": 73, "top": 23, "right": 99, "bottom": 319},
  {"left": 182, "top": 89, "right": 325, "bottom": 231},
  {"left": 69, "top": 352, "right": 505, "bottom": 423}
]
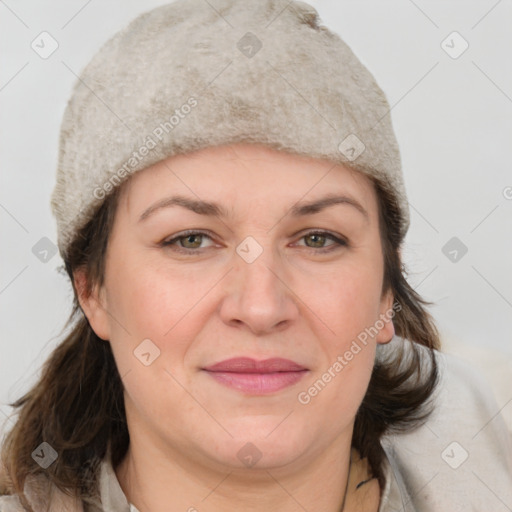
[{"left": 138, "top": 193, "right": 368, "bottom": 222}]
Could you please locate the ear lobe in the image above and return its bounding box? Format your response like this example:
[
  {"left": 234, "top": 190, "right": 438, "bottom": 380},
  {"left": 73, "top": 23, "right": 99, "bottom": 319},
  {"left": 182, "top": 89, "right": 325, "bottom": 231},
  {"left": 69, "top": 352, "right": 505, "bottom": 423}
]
[
  {"left": 73, "top": 269, "right": 110, "bottom": 341},
  {"left": 376, "top": 290, "right": 396, "bottom": 345}
]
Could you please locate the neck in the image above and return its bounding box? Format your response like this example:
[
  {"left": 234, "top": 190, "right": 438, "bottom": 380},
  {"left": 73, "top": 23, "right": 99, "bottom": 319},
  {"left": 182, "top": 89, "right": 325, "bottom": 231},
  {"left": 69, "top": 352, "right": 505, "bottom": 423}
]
[{"left": 115, "top": 427, "right": 353, "bottom": 512}]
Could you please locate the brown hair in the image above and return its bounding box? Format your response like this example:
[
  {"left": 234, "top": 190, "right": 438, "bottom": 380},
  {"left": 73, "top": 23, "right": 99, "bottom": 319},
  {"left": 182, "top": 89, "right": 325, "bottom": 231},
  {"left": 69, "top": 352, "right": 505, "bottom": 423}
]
[{"left": 0, "top": 172, "right": 439, "bottom": 507}]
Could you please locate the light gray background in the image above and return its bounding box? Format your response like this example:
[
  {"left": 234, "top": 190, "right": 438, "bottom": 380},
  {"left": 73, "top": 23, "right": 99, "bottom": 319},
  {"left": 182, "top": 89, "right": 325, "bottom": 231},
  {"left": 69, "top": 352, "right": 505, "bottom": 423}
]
[{"left": 1, "top": 0, "right": 511, "bottom": 430}]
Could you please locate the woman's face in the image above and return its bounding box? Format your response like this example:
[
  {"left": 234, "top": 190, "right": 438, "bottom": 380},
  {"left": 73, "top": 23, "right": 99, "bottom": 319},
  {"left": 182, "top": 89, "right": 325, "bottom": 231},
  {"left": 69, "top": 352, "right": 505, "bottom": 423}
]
[{"left": 79, "top": 143, "right": 394, "bottom": 473}]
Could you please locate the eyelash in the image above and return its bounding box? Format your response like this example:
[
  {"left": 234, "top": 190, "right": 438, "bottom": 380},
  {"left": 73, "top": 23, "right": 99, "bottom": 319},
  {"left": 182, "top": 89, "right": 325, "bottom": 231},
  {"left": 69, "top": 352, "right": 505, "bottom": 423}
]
[{"left": 160, "top": 230, "right": 348, "bottom": 255}]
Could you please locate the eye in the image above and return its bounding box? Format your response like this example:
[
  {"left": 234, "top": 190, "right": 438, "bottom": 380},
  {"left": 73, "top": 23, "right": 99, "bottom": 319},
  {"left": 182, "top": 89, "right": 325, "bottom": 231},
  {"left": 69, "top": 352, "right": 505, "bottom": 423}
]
[
  {"left": 296, "top": 230, "right": 348, "bottom": 252},
  {"left": 161, "top": 230, "right": 215, "bottom": 252},
  {"left": 160, "top": 229, "right": 348, "bottom": 255}
]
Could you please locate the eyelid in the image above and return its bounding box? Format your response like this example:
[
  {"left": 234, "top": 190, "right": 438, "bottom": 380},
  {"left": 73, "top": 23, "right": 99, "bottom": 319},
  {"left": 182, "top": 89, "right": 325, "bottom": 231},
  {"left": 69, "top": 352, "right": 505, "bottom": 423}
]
[
  {"left": 294, "top": 229, "right": 348, "bottom": 248},
  {"left": 160, "top": 229, "right": 348, "bottom": 254},
  {"left": 161, "top": 229, "right": 218, "bottom": 250}
]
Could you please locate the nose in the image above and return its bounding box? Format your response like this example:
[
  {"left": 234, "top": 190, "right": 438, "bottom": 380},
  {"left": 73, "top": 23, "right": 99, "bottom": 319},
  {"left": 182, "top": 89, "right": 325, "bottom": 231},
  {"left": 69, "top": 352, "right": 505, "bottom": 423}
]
[{"left": 218, "top": 242, "right": 299, "bottom": 336}]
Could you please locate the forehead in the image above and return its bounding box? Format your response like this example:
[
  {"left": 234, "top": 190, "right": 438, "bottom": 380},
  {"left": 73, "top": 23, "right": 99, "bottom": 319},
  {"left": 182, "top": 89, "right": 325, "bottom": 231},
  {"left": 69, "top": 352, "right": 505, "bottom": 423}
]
[{"left": 119, "top": 143, "right": 379, "bottom": 220}]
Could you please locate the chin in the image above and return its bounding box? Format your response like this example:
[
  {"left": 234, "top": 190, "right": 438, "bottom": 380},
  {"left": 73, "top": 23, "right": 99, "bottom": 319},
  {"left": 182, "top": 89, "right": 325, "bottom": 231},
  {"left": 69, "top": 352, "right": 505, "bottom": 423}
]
[{"left": 207, "top": 418, "right": 314, "bottom": 470}]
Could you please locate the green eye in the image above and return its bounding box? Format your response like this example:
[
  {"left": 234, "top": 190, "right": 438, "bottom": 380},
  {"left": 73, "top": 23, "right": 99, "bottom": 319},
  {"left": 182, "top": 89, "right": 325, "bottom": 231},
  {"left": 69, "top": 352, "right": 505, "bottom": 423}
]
[
  {"left": 162, "top": 230, "right": 348, "bottom": 255},
  {"left": 162, "top": 231, "right": 213, "bottom": 252},
  {"left": 299, "top": 231, "right": 348, "bottom": 251},
  {"left": 304, "top": 233, "right": 328, "bottom": 248},
  {"left": 179, "top": 234, "right": 204, "bottom": 249}
]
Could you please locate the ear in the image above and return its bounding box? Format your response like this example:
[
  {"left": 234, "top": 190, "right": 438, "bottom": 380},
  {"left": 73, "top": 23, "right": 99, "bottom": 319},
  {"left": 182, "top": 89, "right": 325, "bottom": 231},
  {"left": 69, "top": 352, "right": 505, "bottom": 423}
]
[
  {"left": 73, "top": 268, "right": 111, "bottom": 341},
  {"left": 376, "top": 289, "right": 395, "bottom": 345}
]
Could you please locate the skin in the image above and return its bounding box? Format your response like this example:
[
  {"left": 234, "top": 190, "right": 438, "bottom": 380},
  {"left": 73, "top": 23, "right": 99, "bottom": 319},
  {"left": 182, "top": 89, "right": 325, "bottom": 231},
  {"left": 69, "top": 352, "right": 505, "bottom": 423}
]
[{"left": 76, "top": 143, "right": 394, "bottom": 512}]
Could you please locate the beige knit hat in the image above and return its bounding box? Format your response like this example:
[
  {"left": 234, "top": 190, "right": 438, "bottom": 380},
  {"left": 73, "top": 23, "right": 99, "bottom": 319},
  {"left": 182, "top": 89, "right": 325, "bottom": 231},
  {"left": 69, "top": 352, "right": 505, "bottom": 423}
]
[{"left": 51, "top": 0, "right": 409, "bottom": 260}]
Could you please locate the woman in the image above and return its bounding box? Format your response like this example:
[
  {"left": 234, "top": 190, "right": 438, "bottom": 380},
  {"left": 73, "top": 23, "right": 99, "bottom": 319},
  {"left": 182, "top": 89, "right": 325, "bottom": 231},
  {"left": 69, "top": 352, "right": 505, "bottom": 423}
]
[{"left": 1, "top": 1, "right": 511, "bottom": 510}]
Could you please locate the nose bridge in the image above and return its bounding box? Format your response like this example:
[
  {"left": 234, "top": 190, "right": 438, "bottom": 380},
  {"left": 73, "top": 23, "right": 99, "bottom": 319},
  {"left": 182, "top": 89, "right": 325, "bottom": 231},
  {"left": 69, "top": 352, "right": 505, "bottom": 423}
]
[
  {"left": 220, "top": 234, "right": 298, "bottom": 333},
  {"left": 236, "top": 234, "right": 284, "bottom": 300},
  {"left": 242, "top": 243, "right": 278, "bottom": 288}
]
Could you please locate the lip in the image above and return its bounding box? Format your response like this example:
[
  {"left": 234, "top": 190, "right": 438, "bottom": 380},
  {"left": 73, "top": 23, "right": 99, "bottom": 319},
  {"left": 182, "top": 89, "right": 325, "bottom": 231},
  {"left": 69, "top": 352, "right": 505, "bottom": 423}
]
[{"left": 202, "top": 357, "right": 309, "bottom": 394}]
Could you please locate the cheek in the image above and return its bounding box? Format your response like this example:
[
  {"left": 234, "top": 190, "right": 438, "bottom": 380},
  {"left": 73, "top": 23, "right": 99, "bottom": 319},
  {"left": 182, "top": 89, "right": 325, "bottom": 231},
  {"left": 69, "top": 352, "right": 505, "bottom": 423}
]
[
  {"left": 304, "top": 259, "right": 384, "bottom": 348},
  {"left": 294, "top": 259, "right": 383, "bottom": 413},
  {"left": 103, "top": 255, "right": 222, "bottom": 379},
  {"left": 105, "top": 257, "right": 196, "bottom": 337},
  {"left": 103, "top": 262, "right": 202, "bottom": 426},
  {"left": 297, "top": 332, "right": 376, "bottom": 433},
  {"left": 102, "top": 261, "right": 186, "bottom": 374}
]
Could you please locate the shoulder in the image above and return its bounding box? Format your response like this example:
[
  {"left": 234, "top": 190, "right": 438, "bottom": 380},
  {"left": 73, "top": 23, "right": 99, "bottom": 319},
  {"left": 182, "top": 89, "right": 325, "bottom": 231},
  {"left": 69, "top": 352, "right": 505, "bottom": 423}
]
[
  {"left": 0, "top": 475, "right": 86, "bottom": 512},
  {"left": 381, "top": 340, "right": 512, "bottom": 511},
  {"left": 0, "top": 495, "right": 24, "bottom": 512}
]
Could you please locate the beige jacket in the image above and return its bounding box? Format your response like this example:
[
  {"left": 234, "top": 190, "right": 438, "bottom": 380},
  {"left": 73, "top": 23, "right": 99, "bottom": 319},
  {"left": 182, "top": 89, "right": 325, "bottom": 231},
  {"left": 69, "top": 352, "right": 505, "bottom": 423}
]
[{"left": 1, "top": 348, "right": 511, "bottom": 511}]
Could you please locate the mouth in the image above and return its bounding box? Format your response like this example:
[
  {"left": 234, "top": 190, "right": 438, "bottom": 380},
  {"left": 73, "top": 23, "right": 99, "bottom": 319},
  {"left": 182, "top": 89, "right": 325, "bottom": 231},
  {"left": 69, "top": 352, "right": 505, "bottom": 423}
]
[{"left": 202, "top": 357, "right": 309, "bottom": 394}]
